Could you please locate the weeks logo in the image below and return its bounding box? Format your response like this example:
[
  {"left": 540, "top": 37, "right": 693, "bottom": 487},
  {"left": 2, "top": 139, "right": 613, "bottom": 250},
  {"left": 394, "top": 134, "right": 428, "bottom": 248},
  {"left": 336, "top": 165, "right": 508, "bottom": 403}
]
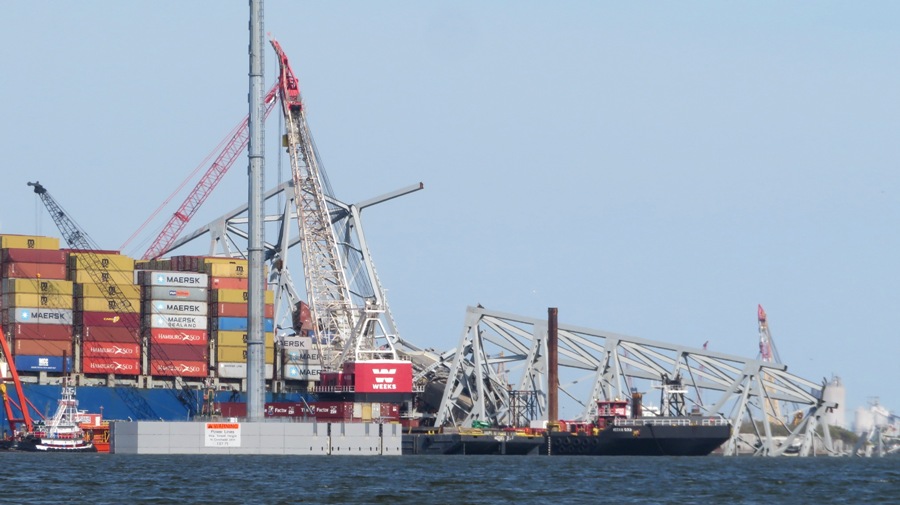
[{"left": 371, "top": 368, "right": 397, "bottom": 390}]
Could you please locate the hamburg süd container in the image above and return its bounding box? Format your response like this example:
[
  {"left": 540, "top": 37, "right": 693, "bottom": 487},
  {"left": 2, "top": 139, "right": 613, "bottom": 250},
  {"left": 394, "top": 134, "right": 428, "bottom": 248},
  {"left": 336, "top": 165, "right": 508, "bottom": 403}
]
[
  {"left": 148, "top": 360, "right": 208, "bottom": 378},
  {"left": 81, "top": 356, "right": 141, "bottom": 375},
  {"left": 2, "top": 262, "right": 67, "bottom": 279},
  {"left": 81, "top": 341, "right": 141, "bottom": 358},
  {"left": 146, "top": 328, "right": 208, "bottom": 346},
  {"left": 150, "top": 343, "right": 207, "bottom": 362}
]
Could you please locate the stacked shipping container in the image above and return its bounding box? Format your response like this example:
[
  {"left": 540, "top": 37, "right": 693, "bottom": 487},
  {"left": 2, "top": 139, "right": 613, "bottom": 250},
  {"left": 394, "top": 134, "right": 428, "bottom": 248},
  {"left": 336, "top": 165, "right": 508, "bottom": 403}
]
[
  {"left": 199, "top": 257, "right": 276, "bottom": 380},
  {"left": 70, "top": 251, "right": 142, "bottom": 376},
  {"left": 0, "top": 235, "right": 74, "bottom": 373},
  {"left": 138, "top": 270, "right": 209, "bottom": 378}
]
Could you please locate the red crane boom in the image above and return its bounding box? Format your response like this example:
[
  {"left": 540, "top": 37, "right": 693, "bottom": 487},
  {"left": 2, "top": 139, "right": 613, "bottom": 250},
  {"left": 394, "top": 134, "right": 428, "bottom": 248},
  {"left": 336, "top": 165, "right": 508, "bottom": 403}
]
[{"left": 136, "top": 82, "right": 280, "bottom": 260}]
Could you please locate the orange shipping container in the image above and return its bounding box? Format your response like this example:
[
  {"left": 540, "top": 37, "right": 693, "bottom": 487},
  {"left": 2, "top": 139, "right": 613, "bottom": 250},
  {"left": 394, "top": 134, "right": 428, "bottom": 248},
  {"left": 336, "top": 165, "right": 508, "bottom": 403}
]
[
  {"left": 15, "top": 339, "right": 71, "bottom": 357},
  {"left": 208, "top": 277, "right": 248, "bottom": 290},
  {"left": 1, "top": 262, "right": 67, "bottom": 279},
  {"left": 212, "top": 302, "right": 274, "bottom": 318},
  {"left": 6, "top": 323, "right": 72, "bottom": 341}
]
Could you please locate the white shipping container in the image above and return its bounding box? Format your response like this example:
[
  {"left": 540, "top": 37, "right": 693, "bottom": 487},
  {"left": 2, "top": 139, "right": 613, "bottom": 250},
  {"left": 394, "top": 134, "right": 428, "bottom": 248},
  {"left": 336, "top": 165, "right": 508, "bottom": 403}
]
[
  {"left": 143, "top": 286, "right": 208, "bottom": 302},
  {"left": 217, "top": 362, "right": 273, "bottom": 379},
  {"left": 147, "top": 300, "right": 208, "bottom": 316},
  {"left": 138, "top": 270, "right": 209, "bottom": 287},
  {"left": 283, "top": 364, "right": 322, "bottom": 381},
  {"left": 6, "top": 307, "right": 73, "bottom": 325},
  {"left": 145, "top": 314, "right": 208, "bottom": 330}
]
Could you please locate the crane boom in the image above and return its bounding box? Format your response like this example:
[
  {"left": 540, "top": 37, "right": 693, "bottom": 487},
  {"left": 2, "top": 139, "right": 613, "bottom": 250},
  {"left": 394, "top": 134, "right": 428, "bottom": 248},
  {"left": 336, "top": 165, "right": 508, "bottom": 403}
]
[
  {"left": 0, "top": 326, "right": 34, "bottom": 433},
  {"left": 270, "top": 39, "right": 355, "bottom": 357},
  {"left": 139, "top": 83, "right": 280, "bottom": 260},
  {"left": 28, "top": 181, "right": 199, "bottom": 418}
]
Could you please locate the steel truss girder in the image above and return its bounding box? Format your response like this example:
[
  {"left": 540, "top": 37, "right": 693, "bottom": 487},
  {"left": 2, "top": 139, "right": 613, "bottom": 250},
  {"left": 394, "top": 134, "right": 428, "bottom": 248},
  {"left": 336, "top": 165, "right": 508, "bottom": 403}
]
[
  {"left": 433, "top": 305, "right": 839, "bottom": 456},
  {"left": 159, "top": 179, "right": 425, "bottom": 370}
]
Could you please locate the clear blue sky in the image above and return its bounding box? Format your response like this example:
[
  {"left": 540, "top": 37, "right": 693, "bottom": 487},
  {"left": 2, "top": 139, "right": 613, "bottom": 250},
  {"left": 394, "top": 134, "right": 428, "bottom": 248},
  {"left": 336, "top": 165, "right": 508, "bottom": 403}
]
[{"left": 2, "top": 2, "right": 898, "bottom": 420}]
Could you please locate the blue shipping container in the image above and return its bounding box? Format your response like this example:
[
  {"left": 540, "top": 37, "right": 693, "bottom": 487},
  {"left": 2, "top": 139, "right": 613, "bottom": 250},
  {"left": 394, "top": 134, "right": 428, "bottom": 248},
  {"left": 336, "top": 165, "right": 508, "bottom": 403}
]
[
  {"left": 15, "top": 355, "right": 73, "bottom": 373},
  {"left": 216, "top": 317, "right": 274, "bottom": 332}
]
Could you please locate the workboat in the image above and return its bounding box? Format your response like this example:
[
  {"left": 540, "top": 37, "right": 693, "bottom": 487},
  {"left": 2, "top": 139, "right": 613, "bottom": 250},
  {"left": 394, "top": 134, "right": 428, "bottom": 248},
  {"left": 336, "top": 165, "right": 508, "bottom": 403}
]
[{"left": 15, "top": 384, "right": 97, "bottom": 452}]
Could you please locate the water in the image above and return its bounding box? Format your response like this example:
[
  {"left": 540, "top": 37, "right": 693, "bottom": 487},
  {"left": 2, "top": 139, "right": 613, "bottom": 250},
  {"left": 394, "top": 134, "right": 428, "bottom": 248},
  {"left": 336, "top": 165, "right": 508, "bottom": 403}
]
[{"left": 0, "top": 454, "right": 896, "bottom": 504}]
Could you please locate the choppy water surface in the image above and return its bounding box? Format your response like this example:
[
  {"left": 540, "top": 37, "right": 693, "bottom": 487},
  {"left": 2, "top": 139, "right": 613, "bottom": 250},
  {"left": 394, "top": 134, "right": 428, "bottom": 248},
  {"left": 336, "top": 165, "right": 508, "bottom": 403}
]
[{"left": 1, "top": 453, "right": 896, "bottom": 504}]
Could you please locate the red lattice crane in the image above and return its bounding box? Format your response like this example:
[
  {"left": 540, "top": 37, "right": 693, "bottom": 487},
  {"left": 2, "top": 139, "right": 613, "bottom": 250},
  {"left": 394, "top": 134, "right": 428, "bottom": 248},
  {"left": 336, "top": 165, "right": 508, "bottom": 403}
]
[{"left": 125, "top": 82, "right": 280, "bottom": 260}]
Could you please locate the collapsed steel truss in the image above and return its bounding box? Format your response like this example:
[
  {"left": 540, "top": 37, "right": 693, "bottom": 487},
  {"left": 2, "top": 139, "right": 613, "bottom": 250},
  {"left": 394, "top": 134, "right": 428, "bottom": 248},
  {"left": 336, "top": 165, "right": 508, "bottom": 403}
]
[
  {"left": 162, "top": 179, "right": 424, "bottom": 358},
  {"left": 430, "top": 306, "right": 838, "bottom": 457}
]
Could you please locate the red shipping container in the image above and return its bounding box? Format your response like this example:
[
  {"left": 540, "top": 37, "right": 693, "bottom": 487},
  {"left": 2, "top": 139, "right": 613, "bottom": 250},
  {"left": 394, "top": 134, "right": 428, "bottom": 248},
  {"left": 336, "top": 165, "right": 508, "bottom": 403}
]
[
  {"left": 1, "top": 248, "right": 68, "bottom": 264},
  {"left": 76, "top": 311, "right": 140, "bottom": 328},
  {"left": 1, "top": 262, "right": 67, "bottom": 279},
  {"left": 81, "top": 326, "right": 139, "bottom": 343},
  {"left": 310, "top": 401, "right": 354, "bottom": 420},
  {"left": 82, "top": 341, "right": 141, "bottom": 358},
  {"left": 82, "top": 356, "right": 141, "bottom": 375},
  {"left": 347, "top": 361, "right": 413, "bottom": 394},
  {"left": 150, "top": 343, "right": 207, "bottom": 362},
  {"left": 149, "top": 359, "right": 207, "bottom": 377},
  {"left": 15, "top": 339, "right": 71, "bottom": 356},
  {"left": 147, "top": 328, "right": 208, "bottom": 346},
  {"left": 209, "top": 277, "right": 248, "bottom": 290},
  {"left": 218, "top": 402, "right": 247, "bottom": 417},
  {"left": 264, "top": 402, "right": 310, "bottom": 418},
  {"left": 6, "top": 323, "right": 72, "bottom": 341},
  {"left": 212, "top": 302, "right": 274, "bottom": 319}
]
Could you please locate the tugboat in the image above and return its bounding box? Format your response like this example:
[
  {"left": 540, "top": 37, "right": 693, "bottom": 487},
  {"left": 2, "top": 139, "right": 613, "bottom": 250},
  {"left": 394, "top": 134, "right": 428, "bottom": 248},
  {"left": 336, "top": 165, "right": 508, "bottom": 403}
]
[{"left": 15, "top": 381, "right": 97, "bottom": 452}]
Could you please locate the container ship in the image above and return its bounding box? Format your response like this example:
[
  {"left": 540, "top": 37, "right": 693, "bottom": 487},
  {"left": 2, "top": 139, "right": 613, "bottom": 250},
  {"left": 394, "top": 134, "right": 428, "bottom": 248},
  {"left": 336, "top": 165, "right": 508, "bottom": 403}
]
[{"left": 0, "top": 233, "right": 318, "bottom": 428}]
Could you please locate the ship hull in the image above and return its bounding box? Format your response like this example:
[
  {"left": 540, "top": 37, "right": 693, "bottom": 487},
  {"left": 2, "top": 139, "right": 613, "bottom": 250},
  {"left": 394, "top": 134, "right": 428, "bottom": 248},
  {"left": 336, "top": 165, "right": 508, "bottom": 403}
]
[
  {"left": 12, "top": 437, "right": 97, "bottom": 452},
  {"left": 403, "top": 423, "right": 731, "bottom": 456}
]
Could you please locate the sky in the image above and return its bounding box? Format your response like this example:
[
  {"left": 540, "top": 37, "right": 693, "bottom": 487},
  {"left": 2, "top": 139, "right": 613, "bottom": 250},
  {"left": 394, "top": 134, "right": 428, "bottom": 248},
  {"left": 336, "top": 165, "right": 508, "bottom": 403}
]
[{"left": 1, "top": 2, "right": 899, "bottom": 420}]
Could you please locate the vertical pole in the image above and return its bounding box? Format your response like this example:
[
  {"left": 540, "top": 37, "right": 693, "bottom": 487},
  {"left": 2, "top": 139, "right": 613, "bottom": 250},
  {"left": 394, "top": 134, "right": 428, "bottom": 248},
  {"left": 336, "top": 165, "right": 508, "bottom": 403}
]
[
  {"left": 246, "top": 0, "right": 266, "bottom": 421},
  {"left": 547, "top": 307, "right": 559, "bottom": 431}
]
